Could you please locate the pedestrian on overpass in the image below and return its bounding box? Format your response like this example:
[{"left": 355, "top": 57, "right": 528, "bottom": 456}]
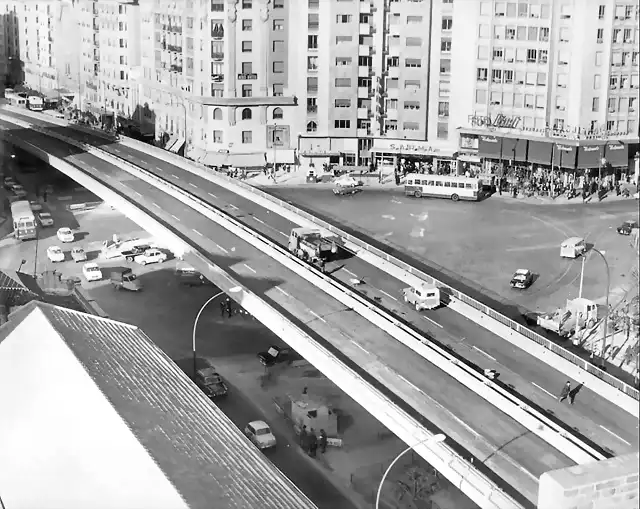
[
  {"left": 220, "top": 299, "right": 226, "bottom": 318},
  {"left": 299, "top": 425, "right": 308, "bottom": 451},
  {"left": 558, "top": 381, "right": 571, "bottom": 403},
  {"left": 226, "top": 298, "right": 233, "bottom": 318}
]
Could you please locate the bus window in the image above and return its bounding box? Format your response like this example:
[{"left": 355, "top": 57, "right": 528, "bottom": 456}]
[
  {"left": 444, "top": 182, "right": 451, "bottom": 187},
  {"left": 451, "top": 182, "right": 458, "bottom": 188},
  {"left": 407, "top": 180, "right": 413, "bottom": 185},
  {"left": 465, "top": 183, "right": 472, "bottom": 189},
  {"left": 427, "top": 180, "right": 434, "bottom": 186},
  {"left": 435, "top": 181, "right": 443, "bottom": 187}
]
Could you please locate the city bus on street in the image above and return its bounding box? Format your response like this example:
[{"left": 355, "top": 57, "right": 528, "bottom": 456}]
[
  {"left": 404, "top": 174, "right": 483, "bottom": 202},
  {"left": 27, "top": 96, "right": 44, "bottom": 112},
  {"left": 11, "top": 200, "right": 37, "bottom": 240}
]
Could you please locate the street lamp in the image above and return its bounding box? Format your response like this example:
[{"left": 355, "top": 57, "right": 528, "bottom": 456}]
[
  {"left": 375, "top": 433, "right": 447, "bottom": 509},
  {"left": 578, "top": 248, "right": 611, "bottom": 366},
  {"left": 191, "top": 286, "right": 241, "bottom": 378}
]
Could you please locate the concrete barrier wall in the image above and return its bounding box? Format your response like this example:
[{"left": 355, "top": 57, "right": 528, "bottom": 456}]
[
  {"left": 6, "top": 105, "right": 636, "bottom": 413},
  {"left": 0, "top": 118, "right": 524, "bottom": 509}
]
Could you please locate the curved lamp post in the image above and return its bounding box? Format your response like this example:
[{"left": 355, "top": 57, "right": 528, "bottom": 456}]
[
  {"left": 192, "top": 286, "right": 241, "bottom": 378},
  {"left": 579, "top": 248, "right": 611, "bottom": 365},
  {"left": 375, "top": 433, "right": 446, "bottom": 509}
]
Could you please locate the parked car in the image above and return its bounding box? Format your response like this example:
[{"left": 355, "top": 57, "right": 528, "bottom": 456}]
[
  {"left": 71, "top": 247, "right": 87, "bottom": 262},
  {"left": 134, "top": 248, "right": 167, "bottom": 266},
  {"left": 195, "top": 367, "right": 229, "bottom": 399},
  {"left": 57, "top": 227, "right": 74, "bottom": 243},
  {"left": 29, "top": 200, "right": 43, "bottom": 212},
  {"left": 510, "top": 269, "right": 534, "bottom": 289},
  {"left": 258, "top": 345, "right": 294, "bottom": 367},
  {"left": 333, "top": 184, "right": 362, "bottom": 196},
  {"left": 616, "top": 220, "right": 639, "bottom": 236},
  {"left": 37, "top": 212, "right": 54, "bottom": 227},
  {"left": 121, "top": 244, "right": 151, "bottom": 262},
  {"left": 10, "top": 184, "right": 27, "bottom": 198},
  {"left": 46, "top": 246, "right": 65, "bottom": 263},
  {"left": 244, "top": 420, "right": 276, "bottom": 450},
  {"left": 110, "top": 268, "right": 142, "bottom": 291},
  {"left": 82, "top": 262, "right": 103, "bottom": 282}
]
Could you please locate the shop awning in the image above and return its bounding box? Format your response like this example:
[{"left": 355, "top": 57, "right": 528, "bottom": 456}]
[
  {"left": 187, "top": 148, "right": 206, "bottom": 163},
  {"left": 266, "top": 149, "right": 296, "bottom": 164},
  {"left": 576, "top": 144, "right": 603, "bottom": 169},
  {"left": 457, "top": 153, "right": 481, "bottom": 163},
  {"left": 528, "top": 140, "right": 553, "bottom": 165},
  {"left": 201, "top": 151, "right": 229, "bottom": 167},
  {"left": 477, "top": 135, "right": 502, "bottom": 159},
  {"left": 227, "top": 152, "right": 266, "bottom": 168},
  {"left": 605, "top": 142, "right": 628, "bottom": 167},
  {"left": 553, "top": 144, "right": 577, "bottom": 169},
  {"left": 168, "top": 138, "right": 185, "bottom": 154},
  {"left": 501, "top": 138, "right": 528, "bottom": 161}
]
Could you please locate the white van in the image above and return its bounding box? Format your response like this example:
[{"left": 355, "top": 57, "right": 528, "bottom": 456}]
[{"left": 560, "top": 237, "right": 586, "bottom": 258}]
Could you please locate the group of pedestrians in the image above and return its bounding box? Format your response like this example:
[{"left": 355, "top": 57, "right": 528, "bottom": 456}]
[
  {"left": 219, "top": 297, "right": 234, "bottom": 318},
  {"left": 558, "top": 381, "right": 583, "bottom": 405},
  {"left": 299, "top": 425, "right": 328, "bottom": 457}
]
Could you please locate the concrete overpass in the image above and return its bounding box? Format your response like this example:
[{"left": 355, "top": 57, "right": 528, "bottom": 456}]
[{"left": 0, "top": 110, "right": 636, "bottom": 508}]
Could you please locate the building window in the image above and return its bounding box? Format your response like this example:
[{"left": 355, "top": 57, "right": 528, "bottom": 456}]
[
  {"left": 273, "top": 107, "right": 283, "bottom": 119},
  {"left": 493, "top": 48, "right": 504, "bottom": 61},
  {"left": 335, "top": 98, "right": 351, "bottom": 108},
  {"left": 242, "top": 0, "right": 252, "bottom": 8},
  {"left": 441, "top": 38, "right": 452, "bottom": 52},
  {"left": 212, "top": 107, "right": 222, "bottom": 120},
  {"left": 242, "top": 62, "right": 253, "bottom": 74},
  {"left": 336, "top": 35, "right": 352, "bottom": 43},
  {"left": 306, "top": 121, "right": 317, "bottom": 132},
  {"left": 273, "top": 61, "right": 284, "bottom": 73},
  {"left": 308, "top": 14, "right": 319, "bottom": 29},
  {"left": 406, "top": 37, "right": 422, "bottom": 47},
  {"left": 242, "top": 84, "right": 252, "bottom": 97},
  {"left": 273, "top": 19, "right": 284, "bottom": 30},
  {"left": 336, "top": 57, "right": 352, "bottom": 66},
  {"left": 271, "top": 40, "right": 285, "bottom": 52},
  {"left": 336, "top": 14, "right": 352, "bottom": 23},
  {"left": 526, "top": 49, "right": 537, "bottom": 62},
  {"left": 442, "top": 17, "right": 452, "bottom": 30},
  {"left": 610, "top": 75, "right": 618, "bottom": 89},
  {"left": 334, "top": 119, "right": 351, "bottom": 129},
  {"left": 308, "top": 35, "right": 318, "bottom": 49},
  {"left": 273, "top": 83, "right": 284, "bottom": 96},
  {"left": 242, "top": 41, "right": 252, "bottom": 52},
  {"left": 212, "top": 130, "right": 223, "bottom": 143},
  {"left": 475, "top": 89, "right": 487, "bottom": 104},
  {"left": 404, "top": 101, "right": 420, "bottom": 110},
  {"left": 556, "top": 73, "right": 567, "bottom": 88},
  {"left": 385, "top": 120, "right": 398, "bottom": 132},
  {"left": 404, "top": 80, "right": 421, "bottom": 90},
  {"left": 593, "top": 74, "right": 601, "bottom": 89},
  {"left": 477, "top": 67, "right": 488, "bottom": 81},
  {"left": 335, "top": 78, "right": 351, "bottom": 87},
  {"left": 407, "top": 15, "right": 423, "bottom": 24},
  {"left": 504, "top": 70, "right": 514, "bottom": 83},
  {"left": 440, "top": 59, "right": 451, "bottom": 74},
  {"left": 307, "top": 77, "right": 318, "bottom": 92},
  {"left": 241, "top": 108, "right": 252, "bottom": 120},
  {"left": 307, "top": 56, "right": 318, "bottom": 70},
  {"left": 596, "top": 28, "right": 603, "bottom": 44},
  {"left": 274, "top": 0, "right": 284, "bottom": 8},
  {"left": 437, "top": 122, "right": 449, "bottom": 140},
  {"left": 492, "top": 69, "right": 502, "bottom": 83},
  {"left": 242, "top": 19, "right": 253, "bottom": 31},
  {"left": 405, "top": 58, "right": 421, "bottom": 68},
  {"left": 403, "top": 122, "right": 419, "bottom": 131},
  {"left": 438, "top": 101, "right": 449, "bottom": 117},
  {"left": 242, "top": 131, "right": 252, "bottom": 143},
  {"left": 598, "top": 5, "right": 605, "bottom": 19}
]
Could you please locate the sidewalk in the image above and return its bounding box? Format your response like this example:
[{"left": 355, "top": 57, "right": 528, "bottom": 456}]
[{"left": 246, "top": 168, "right": 639, "bottom": 206}]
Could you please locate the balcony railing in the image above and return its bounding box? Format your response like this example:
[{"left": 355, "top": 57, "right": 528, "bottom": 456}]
[
  {"left": 212, "top": 52, "right": 224, "bottom": 60},
  {"left": 167, "top": 44, "right": 182, "bottom": 53},
  {"left": 170, "top": 64, "right": 183, "bottom": 73},
  {"left": 211, "top": 73, "right": 224, "bottom": 82},
  {"left": 307, "top": 105, "right": 317, "bottom": 113},
  {"left": 237, "top": 73, "right": 257, "bottom": 80}
]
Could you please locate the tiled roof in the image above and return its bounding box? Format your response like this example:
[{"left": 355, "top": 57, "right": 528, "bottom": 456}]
[{"left": 0, "top": 301, "right": 317, "bottom": 509}]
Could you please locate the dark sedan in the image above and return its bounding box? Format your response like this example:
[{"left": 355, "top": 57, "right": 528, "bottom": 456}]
[
  {"left": 510, "top": 269, "right": 534, "bottom": 289},
  {"left": 617, "top": 220, "right": 638, "bottom": 236}
]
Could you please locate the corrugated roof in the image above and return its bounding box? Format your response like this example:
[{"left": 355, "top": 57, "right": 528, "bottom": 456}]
[
  {"left": 0, "top": 270, "right": 42, "bottom": 307},
  {"left": 0, "top": 301, "right": 317, "bottom": 509}
]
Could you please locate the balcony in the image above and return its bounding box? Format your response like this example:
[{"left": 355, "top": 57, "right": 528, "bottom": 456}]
[
  {"left": 307, "top": 105, "right": 317, "bottom": 114},
  {"left": 357, "top": 87, "right": 370, "bottom": 98},
  {"left": 357, "top": 107, "right": 369, "bottom": 118},
  {"left": 167, "top": 44, "right": 182, "bottom": 53},
  {"left": 359, "top": 45, "right": 372, "bottom": 57},
  {"left": 212, "top": 52, "right": 224, "bottom": 60},
  {"left": 211, "top": 73, "right": 224, "bottom": 82},
  {"left": 358, "top": 66, "right": 370, "bottom": 78},
  {"left": 170, "top": 64, "right": 183, "bottom": 73},
  {"left": 359, "top": 24, "right": 371, "bottom": 36}
]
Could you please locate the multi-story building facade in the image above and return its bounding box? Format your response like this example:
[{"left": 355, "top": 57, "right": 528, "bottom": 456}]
[{"left": 2, "top": 2, "right": 21, "bottom": 86}]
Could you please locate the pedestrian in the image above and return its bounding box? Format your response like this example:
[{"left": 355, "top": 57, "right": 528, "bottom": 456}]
[
  {"left": 319, "top": 429, "right": 327, "bottom": 454},
  {"left": 219, "top": 299, "right": 226, "bottom": 317},
  {"left": 299, "top": 425, "right": 308, "bottom": 450},
  {"left": 569, "top": 383, "right": 583, "bottom": 405},
  {"left": 308, "top": 428, "right": 317, "bottom": 457},
  {"left": 394, "top": 172, "right": 400, "bottom": 186},
  {"left": 226, "top": 298, "right": 233, "bottom": 318},
  {"left": 319, "top": 258, "right": 326, "bottom": 274},
  {"left": 558, "top": 381, "right": 571, "bottom": 403}
]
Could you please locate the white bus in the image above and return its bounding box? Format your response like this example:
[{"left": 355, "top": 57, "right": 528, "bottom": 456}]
[
  {"left": 27, "top": 96, "right": 44, "bottom": 111},
  {"left": 404, "top": 174, "right": 484, "bottom": 202},
  {"left": 11, "top": 200, "right": 37, "bottom": 240},
  {"left": 4, "top": 92, "right": 27, "bottom": 107}
]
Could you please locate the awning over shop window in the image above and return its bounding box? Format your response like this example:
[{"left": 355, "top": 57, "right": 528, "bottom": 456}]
[
  {"left": 605, "top": 142, "right": 628, "bottom": 167},
  {"left": 266, "top": 149, "right": 296, "bottom": 165},
  {"left": 528, "top": 140, "right": 553, "bottom": 165},
  {"left": 201, "top": 151, "right": 229, "bottom": 167},
  {"left": 168, "top": 138, "right": 185, "bottom": 154},
  {"left": 477, "top": 135, "right": 502, "bottom": 159},
  {"left": 501, "top": 138, "right": 528, "bottom": 161},
  {"left": 227, "top": 152, "right": 266, "bottom": 168},
  {"left": 553, "top": 144, "right": 577, "bottom": 169},
  {"left": 576, "top": 144, "right": 603, "bottom": 169}
]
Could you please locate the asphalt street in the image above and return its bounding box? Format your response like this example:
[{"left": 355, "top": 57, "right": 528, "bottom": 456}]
[
  {"left": 9, "top": 114, "right": 635, "bottom": 457},
  {"left": 0, "top": 119, "right": 579, "bottom": 506}
]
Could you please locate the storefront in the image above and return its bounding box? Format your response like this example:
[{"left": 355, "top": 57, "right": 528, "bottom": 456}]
[
  {"left": 370, "top": 139, "right": 456, "bottom": 174},
  {"left": 297, "top": 136, "right": 358, "bottom": 170}
]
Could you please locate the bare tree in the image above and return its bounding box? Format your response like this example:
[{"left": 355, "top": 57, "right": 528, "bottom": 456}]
[{"left": 394, "top": 466, "right": 436, "bottom": 508}]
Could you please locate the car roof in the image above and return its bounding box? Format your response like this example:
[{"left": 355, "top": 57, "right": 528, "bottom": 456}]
[
  {"left": 72, "top": 246, "right": 84, "bottom": 251},
  {"left": 515, "top": 269, "right": 530, "bottom": 274},
  {"left": 59, "top": 227, "right": 71, "bottom": 231},
  {"left": 197, "top": 366, "right": 218, "bottom": 377},
  {"left": 49, "top": 246, "right": 62, "bottom": 250},
  {"left": 249, "top": 420, "right": 269, "bottom": 430},
  {"left": 84, "top": 262, "right": 99, "bottom": 268},
  {"left": 39, "top": 212, "right": 51, "bottom": 216}
]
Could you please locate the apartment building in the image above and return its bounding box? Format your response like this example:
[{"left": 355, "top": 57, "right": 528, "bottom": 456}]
[
  {"left": 0, "top": 8, "right": 7, "bottom": 86},
  {"left": 2, "top": 2, "right": 21, "bottom": 86},
  {"left": 454, "top": 0, "right": 639, "bottom": 178}
]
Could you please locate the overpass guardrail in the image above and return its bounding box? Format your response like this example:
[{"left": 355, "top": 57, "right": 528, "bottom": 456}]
[
  {"left": 4, "top": 106, "right": 638, "bottom": 411},
  {"left": 8, "top": 114, "right": 610, "bottom": 466},
  {"left": 0, "top": 117, "right": 527, "bottom": 509}
]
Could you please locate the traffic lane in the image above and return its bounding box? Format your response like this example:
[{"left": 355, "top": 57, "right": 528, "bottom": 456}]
[
  {"left": 215, "top": 387, "right": 357, "bottom": 509},
  {"left": 13, "top": 126, "right": 572, "bottom": 488}
]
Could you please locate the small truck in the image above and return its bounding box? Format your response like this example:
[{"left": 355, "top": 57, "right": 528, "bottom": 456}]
[
  {"left": 402, "top": 283, "right": 441, "bottom": 311},
  {"left": 537, "top": 298, "right": 598, "bottom": 337},
  {"left": 288, "top": 227, "right": 337, "bottom": 263}
]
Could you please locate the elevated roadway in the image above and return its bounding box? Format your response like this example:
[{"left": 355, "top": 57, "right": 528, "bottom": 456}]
[
  {"left": 0, "top": 118, "right": 580, "bottom": 508},
  {"left": 6, "top": 110, "right": 636, "bottom": 457}
]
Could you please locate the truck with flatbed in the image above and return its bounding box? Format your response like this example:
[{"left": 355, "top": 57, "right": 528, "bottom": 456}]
[
  {"left": 288, "top": 227, "right": 339, "bottom": 263},
  {"left": 537, "top": 298, "right": 598, "bottom": 337}
]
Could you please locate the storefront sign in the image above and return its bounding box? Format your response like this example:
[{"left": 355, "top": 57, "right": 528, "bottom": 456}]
[
  {"left": 468, "top": 114, "right": 522, "bottom": 130},
  {"left": 371, "top": 139, "right": 446, "bottom": 156},
  {"left": 388, "top": 143, "right": 437, "bottom": 154},
  {"left": 553, "top": 144, "right": 577, "bottom": 169},
  {"left": 605, "top": 143, "right": 628, "bottom": 167},
  {"left": 477, "top": 135, "right": 502, "bottom": 159}
]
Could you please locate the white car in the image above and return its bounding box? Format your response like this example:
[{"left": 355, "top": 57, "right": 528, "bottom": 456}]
[
  {"left": 46, "top": 246, "right": 65, "bottom": 263},
  {"left": 10, "top": 184, "right": 27, "bottom": 198},
  {"left": 37, "top": 212, "right": 54, "bottom": 227},
  {"left": 134, "top": 248, "right": 167, "bottom": 266},
  {"left": 333, "top": 175, "right": 361, "bottom": 188},
  {"left": 29, "top": 201, "right": 43, "bottom": 212},
  {"left": 244, "top": 420, "right": 276, "bottom": 450},
  {"left": 57, "top": 227, "right": 74, "bottom": 243},
  {"left": 82, "top": 262, "right": 103, "bottom": 282},
  {"left": 71, "top": 247, "right": 87, "bottom": 262}
]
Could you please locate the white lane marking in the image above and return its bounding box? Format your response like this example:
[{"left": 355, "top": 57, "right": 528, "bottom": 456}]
[
  {"left": 213, "top": 242, "right": 228, "bottom": 254},
  {"left": 189, "top": 182, "right": 198, "bottom": 188},
  {"left": 379, "top": 289, "right": 398, "bottom": 302},
  {"left": 134, "top": 191, "right": 141, "bottom": 197},
  {"left": 171, "top": 214, "right": 181, "bottom": 222},
  {"left": 171, "top": 174, "right": 180, "bottom": 179},
  {"left": 395, "top": 373, "right": 425, "bottom": 394},
  {"left": 208, "top": 192, "right": 218, "bottom": 199},
  {"left": 243, "top": 263, "right": 257, "bottom": 273},
  {"left": 254, "top": 217, "right": 265, "bottom": 224},
  {"left": 58, "top": 196, "right": 72, "bottom": 201},
  {"left": 276, "top": 287, "right": 290, "bottom": 297},
  {"left": 421, "top": 315, "right": 444, "bottom": 329},
  {"left": 228, "top": 204, "right": 239, "bottom": 211},
  {"left": 193, "top": 229, "right": 203, "bottom": 236},
  {"left": 279, "top": 231, "right": 288, "bottom": 237},
  {"left": 531, "top": 382, "right": 556, "bottom": 398},
  {"left": 352, "top": 342, "right": 370, "bottom": 355},
  {"left": 310, "top": 310, "right": 327, "bottom": 323},
  {"left": 113, "top": 148, "right": 121, "bottom": 153},
  {"left": 599, "top": 426, "right": 631, "bottom": 446},
  {"left": 344, "top": 269, "right": 358, "bottom": 278},
  {"left": 471, "top": 345, "right": 497, "bottom": 362},
  {"left": 152, "top": 202, "right": 160, "bottom": 208}
]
